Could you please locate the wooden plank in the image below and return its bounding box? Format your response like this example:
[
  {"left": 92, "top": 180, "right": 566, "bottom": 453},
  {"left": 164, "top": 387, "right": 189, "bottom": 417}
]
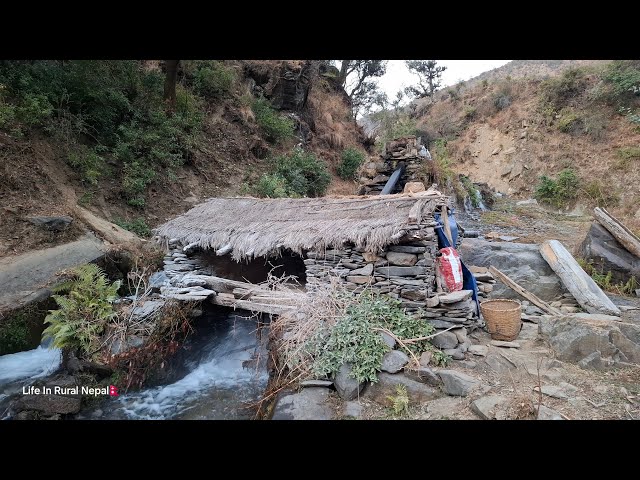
[
  {"left": 488, "top": 266, "right": 562, "bottom": 316},
  {"left": 539, "top": 240, "right": 621, "bottom": 316},
  {"left": 593, "top": 207, "right": 640, "bottom": 258}
]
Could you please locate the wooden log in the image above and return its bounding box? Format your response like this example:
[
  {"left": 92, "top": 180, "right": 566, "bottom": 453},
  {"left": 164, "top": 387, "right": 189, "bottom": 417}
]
[
  {"left": 593, "top": 207, "right": 640, "bottom": 258},
  {"left": 539, "top": 240, "right": 621, "bottom": 316},
  {"left": 488, "top": 266, "right": 562, "bottom": 316}
]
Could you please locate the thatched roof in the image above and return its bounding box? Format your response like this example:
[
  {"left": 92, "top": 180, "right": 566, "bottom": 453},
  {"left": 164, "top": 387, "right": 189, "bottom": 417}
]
[{"left": 155, "top": 190, "right": 449, "bottom": 261}]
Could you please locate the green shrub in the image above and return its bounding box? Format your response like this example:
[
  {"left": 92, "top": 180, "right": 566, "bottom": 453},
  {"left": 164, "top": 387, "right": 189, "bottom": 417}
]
[
  {"left": 193, "top": 61, "right": 236, "bottom": 98},
  {"left": 68, "top": 147, "right": 104, "bottom": 186},
  {"left": 43, "top": 264, "right": 121, "bottom": 359},
  {"left": 556, "top": 110, "right": 583, "bottom": 134},
  {"left": 602, "top": 61, "right": 640, "bottom": 99},
  {"left": 461, "top": 176, "right": 481, "bottom": 208},
  {"left": 114, "top": 217, "right": 151, "bottom": 237},
  {"left": 309, "top": 292, "right": 434, "bottom": 383},
  {"left": 535, "top": 168, "right": 580, "bottom": 208},
  {"left": 257, "top": 147, "right": 330, "bottom": 198},
  {"left": 252, "top": 96, "right": 295, "bottom": 143},
  {"left": 539, "top": 68, "right": 587, "bottom": 113},
  {"left": 337, "top": 147, "right": 365, "bottom": 180},
  {"left": 0, "top": 312, "right": 31, "bottom": 355}
]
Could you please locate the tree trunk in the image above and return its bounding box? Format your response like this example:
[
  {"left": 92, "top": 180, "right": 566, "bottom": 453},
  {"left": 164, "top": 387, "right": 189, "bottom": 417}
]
[
  {"left": 163, "top": 60, "right": 180, "bottom": 114},
  {"left": 593, "top": 207, "right": 640, "bottom": 258},
  {"left": 338, "top": 60, "right": 351, "bottom": 86}
]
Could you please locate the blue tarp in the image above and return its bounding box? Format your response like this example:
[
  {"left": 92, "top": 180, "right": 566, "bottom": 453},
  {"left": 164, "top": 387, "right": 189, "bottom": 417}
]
[{"left": 434, "top": 209, "right": 480, "bottom": 315}]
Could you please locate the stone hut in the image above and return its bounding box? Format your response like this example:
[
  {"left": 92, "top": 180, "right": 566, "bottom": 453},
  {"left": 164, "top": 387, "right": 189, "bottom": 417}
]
[{"left": 154, "top": 189, "right": 477, "bottom": 325}]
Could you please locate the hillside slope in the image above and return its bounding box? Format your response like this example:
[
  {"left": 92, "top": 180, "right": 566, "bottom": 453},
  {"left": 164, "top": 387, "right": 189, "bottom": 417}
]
[{"left": 0, "top": 60, "right": 366, "bottom": 257}]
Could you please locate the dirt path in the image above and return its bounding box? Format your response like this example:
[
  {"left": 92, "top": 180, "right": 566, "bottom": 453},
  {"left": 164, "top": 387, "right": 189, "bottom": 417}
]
[{"left": 0, "top": 233, "right": 107, "bottom": 311}]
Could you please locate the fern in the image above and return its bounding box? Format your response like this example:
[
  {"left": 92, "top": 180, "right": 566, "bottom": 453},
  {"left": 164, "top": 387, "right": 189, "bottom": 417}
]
[{"left": 43, "top": 264, "right": 121, "bottom": 358}]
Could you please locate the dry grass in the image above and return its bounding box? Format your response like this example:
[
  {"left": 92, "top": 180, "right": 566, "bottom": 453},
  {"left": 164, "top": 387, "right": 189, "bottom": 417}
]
[{"left": 155, "top": 190, "right": 449, "bottom": 261}]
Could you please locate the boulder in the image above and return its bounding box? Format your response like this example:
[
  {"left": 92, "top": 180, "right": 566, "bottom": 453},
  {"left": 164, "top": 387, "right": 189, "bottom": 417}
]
[
  {"left": 538, "top": 314, "right": 640, "bottom": 367},
  {"left": 334, "top": 364, "right": 365, "bottom": 400},
  {"left": 271, "top": 388, "right": 334, "bottom": 420},
  {"left": 459, "top": 239, "right": 566, "bottom": 301},
  {"left": 365, "top": 372, "right": 441, "bottom": 404},
  {"left": 380, "top": 350, "right": 409, "bottom": 373},
  {"left": 386, "top": 252, "right": 418, "bottom": 267},
  {"left": 15, "top": 394, "right": 81, "bottom": 415},
  {"left": 576, "top": 221, "right": 640, "bottom": 284},
  {"left": 471, "top": 395, "right": 508, "bottom": 419},
  {"left": 430, "top": 331, "right": 458, "bottom": 350},
  {"left": 437, "top": 370, "right": 480, "bottom": 396},
  {"left": 26, "top": 215, "right": 73, "bottom": 232}
]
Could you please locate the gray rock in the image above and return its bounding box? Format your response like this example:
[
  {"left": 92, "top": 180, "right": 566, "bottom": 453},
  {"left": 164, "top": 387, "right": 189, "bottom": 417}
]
[
  {"left": 537, "top": 405, "right": 564, "bottom": 420},
  {"left": 149, "top": 271, "right": 170, "bottom": 292},
  {"left": 300, "top": 380, "right": 333, "bottom": 388},
  {"left": 454, "top": 328, "right": 468, "bottom": 344},
  {"left": 438, "top": 370, "right": 480, "bottom": 396},
  {"left": 386, "top": 252, "right": 418, "bottom": 266},
  {"left": 350, "top": 263, "right": 374, "bottom": 276},
  {"left": 388, "top": 245, "right": 426, "bottom": 254},
  {"left": 516, "top": 199, "right": 538, "bottom": 206},
  {"left": 425, "top": 296, "right": 440, "bottom": 307},
  {"left": 15, "top": 394, "right": 81, "bottom": 415},
  {"left": 375, "top": 266, "right": 427, "bottom": 277},
  {"left": 525, "top": 305, "right": 545, "bottom": 315},
  {"left": 577, "top": 351, "right": 607, "bottom": 370},
  {"left": 403, "top": 366, "right": 442, "bottom": 386},
  {"left": 576, "top": 221, "right": 640, "bottom": 285},
  {"left": 346, "top": 275, "right": 374, "bottom": 284},
  {"left": 380, "top": 350, "right": 409, "bottom": 373},
  {"left": 534, "top": 385, "right": 568, "bottom": 400},
  {"left": 131, "top": 300, "right": 165, "bottom": 320},
  {"left": 379, "top": 331, "right": 396, "bottom": 348},
  {"left": 343, "top": 401, "right": 364, "bottom": 419},
  {"left": 468, "top": 345, "right": 488, "bottom": 357},
  {"left": 444, "top": 348, "right": 465, "bottom": 360},
  {"left": 271, "top": 388, "right": 334, "bottom": 420},
  {"left": 419, "top": 351, "right": 433, "bottom": 367},
  {"left": 430, "top": 331, "right": 458, "bottom": 350},
  {"left": 26, "top": 215, "right": 73, "bottom": 232},
  {"left": 471, "top": 395, "right": 508, "bottom": 419},
  {"left": 334, "top": 364, "right": 365, "bottom": 400},
  {"left": 538, "top": 315, "right": 640, "bottom": 367},
  {"left": 484, "top": 354, "right": 516, "bottom": 374},
  {"left": 365, "top": 372, "right": 440, "bottom": 404},
  {"left": 459, "top": 239, "right": 566, "bottom": 301},
  {"left": 490, "top": 340, "right": 521, "bottom": 348},
  {"left": 438, "top": 290, "right": 473, "bottom": 304},
  {"left": 427, "top": 319, "right": 459, "bottom": 329}
]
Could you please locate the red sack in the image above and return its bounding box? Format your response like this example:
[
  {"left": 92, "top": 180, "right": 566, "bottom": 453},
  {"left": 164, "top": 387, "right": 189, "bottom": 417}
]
[{"left": 436, "top": 247, "right": 463, "bottom": 292}]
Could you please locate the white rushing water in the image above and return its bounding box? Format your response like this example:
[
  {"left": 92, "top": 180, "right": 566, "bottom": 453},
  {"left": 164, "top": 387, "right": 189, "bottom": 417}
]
[
  {"left": 104, "top": 316, "right": 268, "bottom": 420},
  {"left": 0, "top": 345, "right": 61, "bottom": 386}
]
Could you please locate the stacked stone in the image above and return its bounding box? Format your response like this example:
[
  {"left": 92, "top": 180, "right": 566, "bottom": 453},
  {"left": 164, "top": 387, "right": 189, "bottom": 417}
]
[
  {"left": 468, "top": 266, "right": 496, "bottom": 300},
  {"left": 158, "top": 239, "right": 216, "bottom": 301},
  {"left": 358, "top": 136, "right": 426, "bottom": 195}
]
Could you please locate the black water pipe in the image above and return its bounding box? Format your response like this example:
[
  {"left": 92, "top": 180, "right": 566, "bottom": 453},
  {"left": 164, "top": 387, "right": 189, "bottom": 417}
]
[{"left": 380, "top": 162, "right": 406, "bottom": 195}]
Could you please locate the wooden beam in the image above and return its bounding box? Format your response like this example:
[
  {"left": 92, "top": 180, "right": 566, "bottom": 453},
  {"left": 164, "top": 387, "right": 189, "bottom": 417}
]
[
  {"left": 539, "top": 240, "right": 621, "bottom": 316},
  {"left": 488, "top": 266, "right": 562, "bottom": 316},
  {"left": 593, "top": 207, "right": 640, "bottom": 258}
]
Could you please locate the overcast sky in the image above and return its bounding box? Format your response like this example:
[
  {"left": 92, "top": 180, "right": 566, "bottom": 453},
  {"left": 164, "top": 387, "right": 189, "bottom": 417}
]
[{"left": 376, "top": 60, "right": 512, "bottom": 100}]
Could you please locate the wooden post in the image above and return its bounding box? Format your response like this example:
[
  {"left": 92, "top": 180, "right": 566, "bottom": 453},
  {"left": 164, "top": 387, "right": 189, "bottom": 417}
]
[
  {"left": 593, "top": 207, "right": 640, "bottom": 258},
  {"left": 488, "top": 266, "right": 562, "bottom": 316}
]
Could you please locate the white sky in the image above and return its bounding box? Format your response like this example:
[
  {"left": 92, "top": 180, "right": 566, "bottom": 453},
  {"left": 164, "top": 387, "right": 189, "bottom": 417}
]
[{"left": 376, "top": 60, "right": 512, "bottom": 100}]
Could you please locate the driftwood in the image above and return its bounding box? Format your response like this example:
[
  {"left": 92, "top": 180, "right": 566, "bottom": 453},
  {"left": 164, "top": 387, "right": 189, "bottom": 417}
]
[
  {"left": 488, "top": 266, "right": 562, "bottom": 316},
  {"left": 539, "top": 240, "right": 621, "bottom": 316},
  {"left": 593, "top": 207, "right": 640, "bottom": 258}
]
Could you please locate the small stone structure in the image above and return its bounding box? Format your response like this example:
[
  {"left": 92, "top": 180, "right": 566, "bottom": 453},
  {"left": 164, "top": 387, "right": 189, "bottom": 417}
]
[{"left": 358, "top": 136, "right": 429, "bottom": 195}]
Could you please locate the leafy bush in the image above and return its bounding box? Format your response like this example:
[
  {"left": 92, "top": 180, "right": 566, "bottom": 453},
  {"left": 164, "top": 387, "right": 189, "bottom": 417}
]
[
  {"left": 0, "top": 311, "right": 31, "bottom": 355},
  {"left": 309, "top": 292, "right": 434, "bottom": 383},
  {"left": 114, "top": 217, "right": 151, "bottom": 237},
  {"left": 252, "top": 96, "right": 295, "bottom": 143},
  {"left": 257, "top": 147, "right": 331, "bottom": 198},
  {"left": 337, "top": 147, "right": 365, "bottom": 180},
  {"left": 193, "top": 61, "right": 236, "bottom": 98},
  {"left": 68, "top": 147, "right": 104, "bottom": 186},
  {"left": 602, "top": 61, "right": 640, "bottom": 99},
  {"left": 535, "top": 168, "right": 580, "bottom": 208},
  {"left": 556, "top": 110, "right": 583, "bottom": 134},
  {"left": 43, "top": 264, "right": 121, "bottom": 358},
  {"left": 461, "top": 176, "right": 481, "bottom": 208},
  {"left": 539, "top": 68, "right": 587, "bottom": 116}
]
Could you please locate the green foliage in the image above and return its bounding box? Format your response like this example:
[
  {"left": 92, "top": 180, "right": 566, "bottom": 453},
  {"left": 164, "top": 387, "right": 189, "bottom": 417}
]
[
  {"left": 252, "top": 96, "right": 295, "bottom": 143},
  {"left": 0, "top": 311, "right": 31, "bottom": 355},
  {"left": 43, "top": 264, "right": 121, "bottom": 358},
  {"left": 539, "top": 68, "right": 587, "bottom": 113},
  {"left": 556, "top": 110, "right": 582, "bottom": 133},
  {"left": 68, "top": 147, "right": 104, "bottom": 186},
  {"left": 578, "top": 258, "right": 639, "bottom": 296},
  {"left": 431, "top": 139, "right": 456, "bottom": 187},
  {"left": 461, "top": 176, "right": 481, "bottom": 208},
  {"left": 192, "top": 61, "right": 235, "bottom": 98},
  {"left": 535, "top": 168, "right": 580, "bottom": 208},
  {"left": 431, "top": 350, "right": 451, "bottom": 367},
  {"left": 257, "top": 147, "right": 331, "bottom": 198},
  {"left": 114, "top": 217, "right": 151, "bottom": 237},
  {"left": 386, "top": 384, "right": 410, "bottom": 417},
  {"left": 602, "top": 61, "right": 640, "bottom": 99},
  {"left": 309, "top": 292, "right": 434, "bottom": 383},
  {"left": 337, "top": 147, "right": 365, "bottom": 180}
]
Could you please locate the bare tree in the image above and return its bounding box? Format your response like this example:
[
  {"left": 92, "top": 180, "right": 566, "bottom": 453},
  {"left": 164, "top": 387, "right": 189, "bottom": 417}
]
[{"left": 404, "top": 60, "right": 447, "bottom": 101}]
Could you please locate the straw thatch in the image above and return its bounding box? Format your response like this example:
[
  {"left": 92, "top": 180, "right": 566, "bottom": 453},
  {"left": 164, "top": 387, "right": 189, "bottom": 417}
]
[{"left": 155, "top": 191, "right": 449, "bottom": 261}]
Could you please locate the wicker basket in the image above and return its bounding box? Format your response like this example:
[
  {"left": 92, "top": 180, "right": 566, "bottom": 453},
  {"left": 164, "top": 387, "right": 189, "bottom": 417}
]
[{"left": 480, "top": 299, "right": 522, "bottom": 341}]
